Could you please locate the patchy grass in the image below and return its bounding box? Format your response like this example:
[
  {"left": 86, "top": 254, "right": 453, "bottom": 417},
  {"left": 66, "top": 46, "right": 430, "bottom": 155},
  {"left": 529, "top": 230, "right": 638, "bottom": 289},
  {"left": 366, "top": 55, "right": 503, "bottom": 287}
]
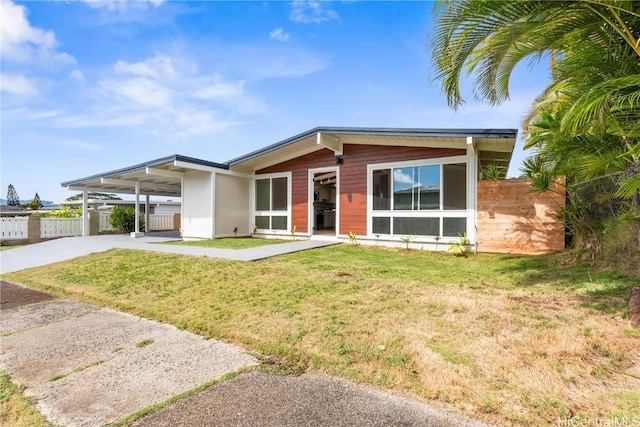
[
  {"left": 47, "top": 359, "right": 106, "bottom": 382},
  {"left": 0, "top": 371, "right": 52, "bottom": 427},
  {"left": 3, "top": 245, "right": 639, "bottom": 426},
  {"left": 135, "top": 339, "right": 154, "bottom": 348},
  {"left": 164, "top": 237, "right": 288, "bottom": 250}
]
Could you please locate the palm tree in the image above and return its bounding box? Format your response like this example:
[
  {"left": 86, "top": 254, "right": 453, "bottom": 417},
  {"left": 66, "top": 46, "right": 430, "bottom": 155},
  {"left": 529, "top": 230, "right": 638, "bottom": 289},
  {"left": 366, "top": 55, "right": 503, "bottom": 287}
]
[{"left": 430, "top": 0, "right": 640, "bottom": 247}]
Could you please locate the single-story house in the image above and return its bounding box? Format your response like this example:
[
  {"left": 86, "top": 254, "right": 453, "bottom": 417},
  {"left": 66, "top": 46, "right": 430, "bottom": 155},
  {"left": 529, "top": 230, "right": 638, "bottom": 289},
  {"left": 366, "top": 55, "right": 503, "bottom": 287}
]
[{"left": 61, "top": 127, "right": 565, "bottom": 253}]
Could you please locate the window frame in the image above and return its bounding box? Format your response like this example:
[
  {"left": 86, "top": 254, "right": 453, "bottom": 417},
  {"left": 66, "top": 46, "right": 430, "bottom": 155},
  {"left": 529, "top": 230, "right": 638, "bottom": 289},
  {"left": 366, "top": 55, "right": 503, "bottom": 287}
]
[
  {"left": 253, "top": 172, "right": 292, "bottom": 233},
  {"left": 367, "top": 156, "right": 471, "bottom": 240}
]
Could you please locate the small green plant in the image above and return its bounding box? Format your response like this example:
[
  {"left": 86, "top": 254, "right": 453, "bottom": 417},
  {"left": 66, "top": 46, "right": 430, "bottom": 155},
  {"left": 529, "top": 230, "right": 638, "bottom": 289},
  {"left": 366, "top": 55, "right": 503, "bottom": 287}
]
[
  {"left": 290, "top": 225, "right": 297, "bottom": 241},
  {"left": 348, "top": 231, "right": 357, "bottom": 245},
  {"left": 482, "top": 163, "right": 503, "bottom": 180},
  {"left": 434, "top": 236, "right": 441, "bottom": 251},
  {"left": 252, "top": 224, "right": 258, "bottom": 234},
  {"left": 136, "top": 338, "right": 154, "bottom": 348},
  {"left": 400, "top": 235, "right": 415, "bottom": 250},
  {"left": 233, "top": 226, "right": 238, "bottom": 237},
  {"left": 448, "top": 232, "right": 471, "bottom": 256},
  {"left": 109, "top": 206, "right": 144, "bottom": 233}
]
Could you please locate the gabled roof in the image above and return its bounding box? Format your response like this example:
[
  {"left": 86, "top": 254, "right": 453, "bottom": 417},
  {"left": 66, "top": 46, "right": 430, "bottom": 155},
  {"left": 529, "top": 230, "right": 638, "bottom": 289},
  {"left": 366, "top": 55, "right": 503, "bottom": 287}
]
[
  {"left": 61, "top": 155, "right": 228, "bottom": 198},
  {"left": 227, "top": 126, "right": 518, "bottom": 173}
]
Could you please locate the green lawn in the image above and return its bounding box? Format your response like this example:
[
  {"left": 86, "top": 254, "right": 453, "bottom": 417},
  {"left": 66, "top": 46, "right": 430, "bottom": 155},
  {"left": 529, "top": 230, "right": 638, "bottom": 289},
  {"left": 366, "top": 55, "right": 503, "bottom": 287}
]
[
  {"left": 3, "top": 245, "right": 638, "bottom": 426},
  {"left": 0, "top": 371, "right": 51, "bottom": 427},
  {"left": 164, "top": 237, "right": 289, "bottom": 249}
]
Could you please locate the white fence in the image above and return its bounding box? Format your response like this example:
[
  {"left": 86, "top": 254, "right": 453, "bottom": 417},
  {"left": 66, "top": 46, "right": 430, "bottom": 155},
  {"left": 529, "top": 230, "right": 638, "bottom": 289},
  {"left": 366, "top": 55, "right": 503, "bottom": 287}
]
[
  {"left": 148, "top": 214, "right": 174, "bottom": 231},
  {"left": 1, "top": 217, "right": 28, "bottom": 240},
  {"left": 1, "top": 213, "right": 177, "bottom": 241},
  {"left": 99, "top": 213, "right": 116, "bottom": 232},
  {"left": 99, "top": 213, "right": 175, "bottom": 232},
  {"left": 41, "top": 218, "right": 83, "bottom": 238}
]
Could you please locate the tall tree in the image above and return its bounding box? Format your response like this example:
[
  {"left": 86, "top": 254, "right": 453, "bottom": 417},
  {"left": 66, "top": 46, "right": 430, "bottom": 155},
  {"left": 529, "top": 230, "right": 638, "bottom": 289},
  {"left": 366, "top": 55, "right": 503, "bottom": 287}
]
[
  {"left": 430, "top": 0, "right": 640, "bottom": 247},
  {"left": 6, "top": 183, "right": 20, "bottom": 206},
  {"left": 29, "top": 192, "right": 43, "bottom": 210}
]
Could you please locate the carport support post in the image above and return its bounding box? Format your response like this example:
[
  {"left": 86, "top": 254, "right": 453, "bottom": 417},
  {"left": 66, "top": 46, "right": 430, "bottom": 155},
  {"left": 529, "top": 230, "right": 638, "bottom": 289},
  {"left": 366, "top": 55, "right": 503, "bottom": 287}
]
[
  {"left": 82, "top": 190, "right": 89, "bottom": 236},
  {"left": 131, "top": 182, "right": 144, "bottom": 238},
  {"left": 145, "top": 195, "right": 150, "bottom": 234}
]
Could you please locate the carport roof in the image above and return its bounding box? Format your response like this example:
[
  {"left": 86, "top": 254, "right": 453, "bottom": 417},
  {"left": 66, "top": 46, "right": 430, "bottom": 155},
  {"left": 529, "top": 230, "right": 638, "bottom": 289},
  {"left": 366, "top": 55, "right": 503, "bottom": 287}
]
[{"left": 60, "top": 154, "right": 228, "bottom": 198}]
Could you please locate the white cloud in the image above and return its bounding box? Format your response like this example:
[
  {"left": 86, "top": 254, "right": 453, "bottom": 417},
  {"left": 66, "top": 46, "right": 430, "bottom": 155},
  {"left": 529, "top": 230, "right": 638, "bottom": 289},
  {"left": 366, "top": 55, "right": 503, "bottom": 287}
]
[
  {"left": 70, "top": 70, "right": 85, "bottom": 82},
  {"left": 289, "top": 1, "right": 338, "bottom": 24},
  {"left": 270, "top": 27, "right": 290, "bottom": 42},
  {"left": 0, "top": 0, "right": 75, "bottom": 67},
  {"left": 393, "top": 169, "right": 414, "bottom": 186},
  {"left": 195, "top": 78, "right": 245, "bottom": 100},
  {"left": 81, "top": 0, "right": 164, "bottom": 12},
  {"left": 114, "top": 56, "right": 178, "bottom": 80},
  {"left": 100, "top": 77, "right": 173, "bottom": 109},
  {"left": 0, "top": 73, "right": 39, "bottom": 96}
]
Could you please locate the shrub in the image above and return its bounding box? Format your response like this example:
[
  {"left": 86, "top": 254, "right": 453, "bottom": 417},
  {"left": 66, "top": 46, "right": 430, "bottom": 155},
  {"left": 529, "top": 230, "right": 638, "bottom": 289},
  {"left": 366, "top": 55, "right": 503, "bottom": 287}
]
[{"left": 109, "top": 206, "right": 144, "bottom": 233}]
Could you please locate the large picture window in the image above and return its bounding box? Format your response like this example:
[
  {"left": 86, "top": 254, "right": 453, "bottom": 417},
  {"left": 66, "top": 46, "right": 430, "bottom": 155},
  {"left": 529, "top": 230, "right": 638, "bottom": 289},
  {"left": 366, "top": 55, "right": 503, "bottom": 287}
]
[
  {"left": 254, "top": 175, "right": 289, "bottom": 231},
  {"left": 370, "top": 161, "right": 468, "bottom": 238}
]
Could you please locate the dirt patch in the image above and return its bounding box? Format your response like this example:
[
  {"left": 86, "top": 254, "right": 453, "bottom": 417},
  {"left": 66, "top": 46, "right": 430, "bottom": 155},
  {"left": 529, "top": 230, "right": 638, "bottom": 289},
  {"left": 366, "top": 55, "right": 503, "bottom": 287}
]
[{"left": 0, "top": 281, "right": 55, "bottom": 310}]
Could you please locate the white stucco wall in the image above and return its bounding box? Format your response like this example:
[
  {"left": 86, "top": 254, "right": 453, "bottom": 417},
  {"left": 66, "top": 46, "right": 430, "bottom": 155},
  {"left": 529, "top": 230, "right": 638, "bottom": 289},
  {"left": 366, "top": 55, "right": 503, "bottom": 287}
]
[
  {"left": 181, "top": 170, "right": 214, "bottom": 239},
  {"left": 215, "top": 173, "right": 250, "bottom": 237}
]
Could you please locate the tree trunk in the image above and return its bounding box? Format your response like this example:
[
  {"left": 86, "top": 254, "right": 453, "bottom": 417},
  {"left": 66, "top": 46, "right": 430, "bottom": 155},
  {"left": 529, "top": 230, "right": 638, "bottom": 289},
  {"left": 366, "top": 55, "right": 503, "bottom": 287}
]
[{"left": 629, "top": 287, "right": 640, "bottom": 328}]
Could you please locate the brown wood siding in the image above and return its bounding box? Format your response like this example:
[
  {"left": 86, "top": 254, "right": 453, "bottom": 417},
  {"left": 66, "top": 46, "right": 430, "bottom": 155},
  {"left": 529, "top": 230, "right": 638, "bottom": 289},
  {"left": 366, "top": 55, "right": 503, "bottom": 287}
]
[
  {"left": 257, "top": 149, "right": 336, "bottom": 233},
  {"left": 477, "top": 178, "right": 565, "bottom": 254},
  {"left": 257, "top": 145, "right": 465, "bottom": 235},
  {"left": 339, "top": 145, "right": 465, "bottom": 235}
]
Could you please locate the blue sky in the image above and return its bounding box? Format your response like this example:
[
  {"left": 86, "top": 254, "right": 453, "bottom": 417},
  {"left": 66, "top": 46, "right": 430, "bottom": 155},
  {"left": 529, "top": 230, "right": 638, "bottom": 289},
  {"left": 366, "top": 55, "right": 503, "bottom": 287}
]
[{"left": 1, "top": 0, "right": 550, "bottom": 203}]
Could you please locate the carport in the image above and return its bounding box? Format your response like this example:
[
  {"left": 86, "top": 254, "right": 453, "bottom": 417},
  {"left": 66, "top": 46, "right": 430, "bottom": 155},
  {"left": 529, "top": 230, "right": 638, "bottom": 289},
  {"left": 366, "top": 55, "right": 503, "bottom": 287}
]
[{"left": 60, "top": 155, "right": 227, "bottom": 237}]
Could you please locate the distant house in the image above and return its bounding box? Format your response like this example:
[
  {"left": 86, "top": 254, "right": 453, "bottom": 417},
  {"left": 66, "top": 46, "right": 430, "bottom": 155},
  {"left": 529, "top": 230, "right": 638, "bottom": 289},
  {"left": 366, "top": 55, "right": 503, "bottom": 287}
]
[
  {"left": 60, "top": 127, "right": 565, "bottom": 253},
  {"left": 61, "top": 199, "right": 181, "bottom": 215}
]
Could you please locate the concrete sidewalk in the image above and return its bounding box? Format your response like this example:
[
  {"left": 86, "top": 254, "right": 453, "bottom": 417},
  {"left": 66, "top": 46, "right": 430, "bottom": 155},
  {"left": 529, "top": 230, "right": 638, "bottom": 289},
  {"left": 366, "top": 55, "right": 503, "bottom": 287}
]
[
  {"left": 0, "top": 234, "right": 339, "bottom": 274},
  {"left": 0, "top": 281, "right": 258, "bottom": 427}
]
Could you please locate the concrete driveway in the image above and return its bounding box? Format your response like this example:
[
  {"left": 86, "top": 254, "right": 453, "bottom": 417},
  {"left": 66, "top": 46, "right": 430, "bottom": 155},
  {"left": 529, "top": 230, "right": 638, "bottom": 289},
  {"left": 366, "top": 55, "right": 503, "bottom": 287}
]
[{"left": 0, "top": 237, "right": 492, "bottom": 426}]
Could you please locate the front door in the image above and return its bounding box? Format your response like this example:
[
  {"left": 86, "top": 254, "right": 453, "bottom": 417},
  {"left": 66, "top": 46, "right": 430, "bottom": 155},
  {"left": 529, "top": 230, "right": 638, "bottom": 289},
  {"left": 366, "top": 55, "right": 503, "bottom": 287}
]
[{"left": 309, "top": 167, "right": 339, "bottom": 236}]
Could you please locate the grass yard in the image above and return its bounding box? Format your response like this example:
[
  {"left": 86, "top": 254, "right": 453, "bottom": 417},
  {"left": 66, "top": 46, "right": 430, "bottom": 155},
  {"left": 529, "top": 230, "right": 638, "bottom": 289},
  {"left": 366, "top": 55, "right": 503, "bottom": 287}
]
[
  {"left": 0, "top": 371, "right": 51, "bottom": 427},
  {"left": 3, "top": 245, "right": 639, "bottom": 426},
  {"left": 163, "top": 237, "right": 289, "bottom": 249}
]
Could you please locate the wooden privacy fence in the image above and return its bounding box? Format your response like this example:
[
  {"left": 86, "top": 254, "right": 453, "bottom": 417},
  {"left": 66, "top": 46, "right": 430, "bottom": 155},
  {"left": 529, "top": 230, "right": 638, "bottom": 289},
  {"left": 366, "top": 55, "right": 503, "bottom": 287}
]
[{"left": 476, "top": 178, "right": 565, "bottom": 254}]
